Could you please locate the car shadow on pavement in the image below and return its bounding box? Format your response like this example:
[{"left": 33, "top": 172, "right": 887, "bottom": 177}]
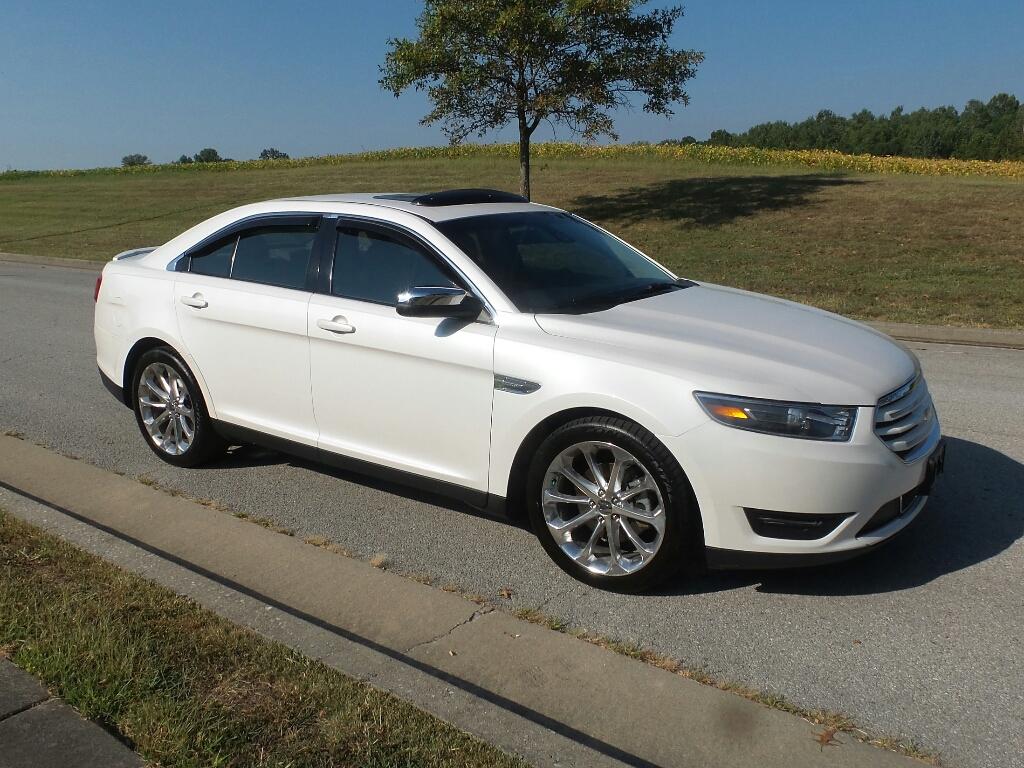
[
  {"left": 570, "top": 174, "right": 864, "bottom": 228},
  {"left": 207, "top": 444, "right": 525, "bottom": 526},
  {"left": 666, "top": 437, "right": 1024, "bottom": 596}
]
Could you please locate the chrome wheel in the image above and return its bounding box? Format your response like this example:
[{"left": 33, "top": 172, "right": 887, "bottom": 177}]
[
  {"left": 541, "top": 441, "right": 666, "bottom": 576},
  {"left": 137, "top": 362, "right": 195, "bottom": 456}
]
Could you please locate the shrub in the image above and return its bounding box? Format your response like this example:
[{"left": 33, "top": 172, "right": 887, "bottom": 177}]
[{"left": 193, "top": 148, "right": 223, "bottom": 163}]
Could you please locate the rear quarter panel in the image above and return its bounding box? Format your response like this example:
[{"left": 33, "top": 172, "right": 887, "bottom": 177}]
[{"left": 94, "top": 261, "right": 217, "bottom": 417}]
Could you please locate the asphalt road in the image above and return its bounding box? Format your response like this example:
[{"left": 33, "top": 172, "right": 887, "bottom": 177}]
[{"left": 2, "top": 261, "right": 1022, "bottom": 768}]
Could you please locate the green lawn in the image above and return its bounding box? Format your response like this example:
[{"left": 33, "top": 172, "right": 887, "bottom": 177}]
[
  {"left": 0, "top": 510, "right": 523, "bottom": 768},
  {"left": 1, "top": 155, "right": 1021, "bottom": 328}
]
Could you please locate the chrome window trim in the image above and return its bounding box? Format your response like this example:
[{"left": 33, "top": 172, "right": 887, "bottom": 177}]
[{"left": 165, "top": 212, "right": 325, "bottom": 272}]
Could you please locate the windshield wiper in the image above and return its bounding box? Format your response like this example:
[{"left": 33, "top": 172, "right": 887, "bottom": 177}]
[
  {"left": 615, "top": 281, "right": 686, "bottom": 305},
  {"left": 558, "top": 281, "right": 688, "bottom": 314}
]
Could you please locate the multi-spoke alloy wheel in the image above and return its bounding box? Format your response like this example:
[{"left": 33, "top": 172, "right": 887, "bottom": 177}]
[
  {"left": 528, "top": 416, "right": 696, "bottom": 591},
  {"left": 131, "top": 348, "right": 224, "bottom": 467},
  {"left": 542, "top": 441, "right": 666, "bottom": 576},
  {"left": 137, "top": 362, "right": 195, "bottom": 455}
]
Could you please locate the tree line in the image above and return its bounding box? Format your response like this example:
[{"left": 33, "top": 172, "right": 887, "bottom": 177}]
[
  {"left": 122, "top": 147, "right": 289, "bottom": 167},
  {"left": 679, "top": 94, "right": 1024, "bottom": 161}
]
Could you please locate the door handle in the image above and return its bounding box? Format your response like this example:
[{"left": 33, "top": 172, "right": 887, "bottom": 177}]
[
  {"left": 317, "top": 316, "right": 356, "bottom": 334},
  {"left": 180, "top": 293, "right": 208, "bottom": 309}
]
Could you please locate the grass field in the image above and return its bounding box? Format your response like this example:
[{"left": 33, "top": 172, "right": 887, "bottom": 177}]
[
  {"left": 0, "top": 509, "right": 523, "bottom": 768},
  {"left": 1, "top": 151, "right": 1021, "bottom": 328}
]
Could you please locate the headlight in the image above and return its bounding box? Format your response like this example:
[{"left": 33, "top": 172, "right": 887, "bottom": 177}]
[{"left": 694, "top": 392, "right": 856, "bottom": 442}]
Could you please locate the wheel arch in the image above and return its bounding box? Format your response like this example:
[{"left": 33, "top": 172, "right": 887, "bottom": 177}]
[
  {"left": 504, "top": 406, "right": 669, "bottom": 521},
  {"left": 121, "top": 336, "right": 217, "bottom": 418}
]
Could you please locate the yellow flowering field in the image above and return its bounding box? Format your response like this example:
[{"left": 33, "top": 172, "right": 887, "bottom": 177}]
[{"left": 4, "top": 142, "right": 1023, "bottom": 181}]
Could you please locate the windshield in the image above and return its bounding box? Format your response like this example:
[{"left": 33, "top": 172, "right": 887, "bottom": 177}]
[{"left": 434, "top": 211, "right": 683, "bottom": 313}]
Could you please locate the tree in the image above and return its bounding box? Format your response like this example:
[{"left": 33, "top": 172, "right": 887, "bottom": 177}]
[
  {"left": 193, "top": 147, "right": 224, "bottom": 163},
  {"left": 700, "top": 93, "right": 1024, "bottom": 161},
  {"left": 121, "top": 153, "right": 150, "bottom": 167},
  {"left": 175, "top": 154, "right": 194, "bottom": 164},
  {"left": 380, "top": 0, "right": 702, "bottom": 199},
  {"left": 259, "top": 147, "right": 289, "bottom": 160}
]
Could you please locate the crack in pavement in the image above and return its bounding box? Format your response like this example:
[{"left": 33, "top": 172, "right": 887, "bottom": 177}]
[
  {"left": 402, "top": 607, "right": 494, "bottom": 654},
  {"left": 0, "top": 694, "right": 51, "bottom": 724}
]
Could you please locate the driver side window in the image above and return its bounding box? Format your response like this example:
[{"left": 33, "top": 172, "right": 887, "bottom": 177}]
[{"left": 331, "top": 225, "right": 457, "bottom": 305}]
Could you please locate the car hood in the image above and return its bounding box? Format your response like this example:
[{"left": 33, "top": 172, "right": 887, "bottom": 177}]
[{"left": 534, "top": 283, "right": 916, "bottom": 405}]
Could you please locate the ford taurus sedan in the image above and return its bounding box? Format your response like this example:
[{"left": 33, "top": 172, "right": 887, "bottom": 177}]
[{"left": 94, "top": 188, "right": 944, "bottom": 590}]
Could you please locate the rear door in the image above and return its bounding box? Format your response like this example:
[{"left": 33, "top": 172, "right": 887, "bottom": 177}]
[
  {"left": 307, "top": 219, "right": 496, "bottom": 492},
  {"left": 174, "top": 216, "right": 325, "bottom": 444}
]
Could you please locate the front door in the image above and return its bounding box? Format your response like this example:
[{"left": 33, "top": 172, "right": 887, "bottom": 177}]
[{"left": 308, "top": 220, "right": 496, "bottom": 491}]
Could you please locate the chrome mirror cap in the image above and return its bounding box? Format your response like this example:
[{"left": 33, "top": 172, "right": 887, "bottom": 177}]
[{"left": 396, "top": 286, "right": 483, "bottom": 319}]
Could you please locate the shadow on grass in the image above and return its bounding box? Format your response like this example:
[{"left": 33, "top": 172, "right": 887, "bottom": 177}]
[
  {"left": 665, "top": 437, "right": 1024, "bottom": 596},
  {"left": 571, "top": 174, "right": 865, "bottom": 228}
]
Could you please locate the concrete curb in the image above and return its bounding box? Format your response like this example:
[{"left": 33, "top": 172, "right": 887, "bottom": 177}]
[
  {"left": 868, "top": 321, "right": 1024, "bottom": 350},
  {"left": 0, "top": 435, "right": 919, "bottom": 768},
  {"left": 0, "top": 251, "right": 104, "bottom": 271},
  {"left": 3, "top": 252, "right": 1022, "bottom": 348}
]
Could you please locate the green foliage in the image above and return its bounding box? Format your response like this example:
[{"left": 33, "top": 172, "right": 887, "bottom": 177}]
[
  {"left": 380, "top": 0, "right": 702, "bottom": 197},
  {"left": 259, "top": 147, "right": 289, "bottom": 160},
  {"left": 120, "top": 153, "right": 150, "bottom": 167},
  {"left": 175, "top": 154, "right": 193, "bottom": 164},
  {"left": 0, "top": 511, "right": 525, "bottom": 768},
  {"left": 192, "top": 147, "right": 224, "bottom": 163},
  {"left": 700, "top": 94, "right": 1024, "bottom": 161}
]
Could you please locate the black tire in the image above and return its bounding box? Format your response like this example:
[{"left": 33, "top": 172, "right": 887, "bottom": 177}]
[
  {"left": 526, "top": 415, "right": 702, "bottom": 592},
  {"left": 130, "top": 347, "right": 226, "bottom": 468}
]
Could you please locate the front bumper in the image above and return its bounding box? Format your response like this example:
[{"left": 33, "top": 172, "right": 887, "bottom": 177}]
[{"left": 660, "top": 407, "right": 942, "bottom": 565}]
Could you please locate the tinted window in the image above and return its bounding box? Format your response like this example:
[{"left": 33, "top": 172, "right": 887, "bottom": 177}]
[
  {"left": 436, "top": 212, "right": 677, "bottom": 313},
  {"left": 229, "top": 225, "right": 317, "bottom": 290},
  {"left": 189, "top": 237, "right": 235, "bottom": 278},
  {"left": 332, "top": 226, "right": 457, "bottom": 305}
]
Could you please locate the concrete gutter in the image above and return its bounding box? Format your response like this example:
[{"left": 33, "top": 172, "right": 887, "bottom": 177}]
[
  {"left": 3, "top": 251, "right": 1021, "bottom": 349},
  {"left": 0, "top": 435, "right": 920, "bottom": 768}
]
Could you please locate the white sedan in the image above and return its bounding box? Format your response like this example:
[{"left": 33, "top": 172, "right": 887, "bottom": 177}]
[{"left": 94, "top": 189, "right": 944, "bottom": 590}]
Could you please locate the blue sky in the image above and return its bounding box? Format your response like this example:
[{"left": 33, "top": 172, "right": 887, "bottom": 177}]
[{"left": 2, "top": 0, "right": 1021, "bottom": 170}]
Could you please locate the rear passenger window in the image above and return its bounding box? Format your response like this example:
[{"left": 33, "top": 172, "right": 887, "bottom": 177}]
[
  {"left": 230, "top": 225, "right": 318, "bottom": 290},
  {"left": 189, "top": 237, "right": 235, "bottom": 278},
  {"left": 332, "top": 226, "right": 457, "bottom": 305}
]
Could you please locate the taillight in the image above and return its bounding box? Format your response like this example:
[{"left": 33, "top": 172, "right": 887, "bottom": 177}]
[{"left": 94, "top": 275, "right": 102, "bottom": 302}]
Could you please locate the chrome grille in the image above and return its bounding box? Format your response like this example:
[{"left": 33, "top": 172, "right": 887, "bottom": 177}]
[{"left": 874, "top": 374, "right": 939, "bottom": 463}]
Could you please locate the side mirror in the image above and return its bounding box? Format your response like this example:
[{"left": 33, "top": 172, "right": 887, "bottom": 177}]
[{"left": 396, "top": 286, "right": 484, "bottom": 319}]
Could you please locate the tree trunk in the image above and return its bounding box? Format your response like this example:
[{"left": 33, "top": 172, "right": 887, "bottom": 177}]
[{"left": 518, "top": 117, "right": 531, "bottom": 200}]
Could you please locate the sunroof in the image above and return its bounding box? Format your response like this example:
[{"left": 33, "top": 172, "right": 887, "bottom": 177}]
[
  {"left": 373, "top": 193, "right": 420, "bottom": 202},
  {"left": 414, "top": 189, "right": 528, "bottom": 206},
  {"left": 373, "top": 189, "right": 529, "bottom": 206}
]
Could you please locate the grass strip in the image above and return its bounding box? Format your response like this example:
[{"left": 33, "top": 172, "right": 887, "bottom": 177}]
[
  {"left": 0, "top": 509, "right": 523, "bottom": 768},
  {"left": 2, "top": 153, "right": 1021, "bottom": 329},
  {"left": 3, "top": 142, "right": 1023, "bottom": 181}
]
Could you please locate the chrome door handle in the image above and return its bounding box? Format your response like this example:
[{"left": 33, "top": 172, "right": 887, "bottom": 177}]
[
  {"left": 317, "top": 316, "right": 356, "bottom": 334},
  {"left": 180, "top": 293, "right": 208, "bottom": 309}
]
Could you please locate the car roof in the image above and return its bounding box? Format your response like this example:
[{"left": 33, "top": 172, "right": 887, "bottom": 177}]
[{"left": 272, "top": 191, "right": 561, "bottom": 222}]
